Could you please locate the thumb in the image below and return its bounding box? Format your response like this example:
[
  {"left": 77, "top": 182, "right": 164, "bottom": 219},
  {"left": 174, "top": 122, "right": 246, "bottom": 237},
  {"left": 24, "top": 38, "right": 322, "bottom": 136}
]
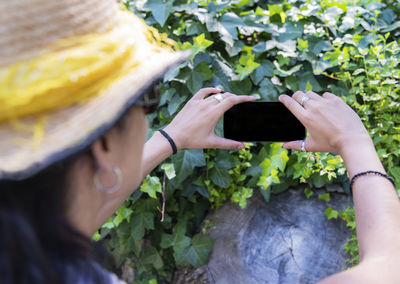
[
  {"left": 211, "top": 135, "right": 245, "bottom": 150},
  {"left": 282, "top": 139, "right": 316, "bottom": 152}
]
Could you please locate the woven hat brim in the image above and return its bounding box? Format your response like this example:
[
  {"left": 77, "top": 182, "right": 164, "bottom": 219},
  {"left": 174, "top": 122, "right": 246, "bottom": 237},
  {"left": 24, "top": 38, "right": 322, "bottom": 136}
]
[{"left": 0, "top": 50, "right": 190, "bottom": 180}]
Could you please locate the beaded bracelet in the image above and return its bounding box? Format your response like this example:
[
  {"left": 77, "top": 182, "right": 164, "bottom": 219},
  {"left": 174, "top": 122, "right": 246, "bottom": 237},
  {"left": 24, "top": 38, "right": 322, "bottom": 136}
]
[
  {"left": 350, "top": 170, "right": 395, "bottom": 191},
  {"left": 158, "top": 129, "right": 177, "bottom": 154}
]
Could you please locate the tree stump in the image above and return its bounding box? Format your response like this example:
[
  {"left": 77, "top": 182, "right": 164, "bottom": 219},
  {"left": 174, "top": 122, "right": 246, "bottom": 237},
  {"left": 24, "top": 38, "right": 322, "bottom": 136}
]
[{"left": 174, "top": 187, "right": 352, "bottom": 284}]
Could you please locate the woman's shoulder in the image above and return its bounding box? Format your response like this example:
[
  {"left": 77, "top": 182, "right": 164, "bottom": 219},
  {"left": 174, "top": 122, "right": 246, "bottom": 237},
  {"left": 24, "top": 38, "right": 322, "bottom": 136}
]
[{"left": 63, "top": 259, "right": 127, "bottom": 284}]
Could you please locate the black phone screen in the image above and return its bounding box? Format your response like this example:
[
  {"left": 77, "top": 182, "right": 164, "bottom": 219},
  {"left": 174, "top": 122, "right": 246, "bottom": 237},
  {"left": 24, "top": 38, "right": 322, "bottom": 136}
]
[{"left": 223, "top": 102, "right": 306, "bottom": 142}]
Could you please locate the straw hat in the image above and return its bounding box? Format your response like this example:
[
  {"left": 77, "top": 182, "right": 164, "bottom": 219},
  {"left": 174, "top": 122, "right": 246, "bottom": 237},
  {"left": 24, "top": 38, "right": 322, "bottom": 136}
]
[{"left": 0, "top": 0, "right": 189, "bottom": 180}]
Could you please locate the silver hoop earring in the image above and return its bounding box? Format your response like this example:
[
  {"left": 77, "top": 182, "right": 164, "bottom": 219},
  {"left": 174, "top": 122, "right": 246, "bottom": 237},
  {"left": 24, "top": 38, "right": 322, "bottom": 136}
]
[{"left": 94, "top": 167, "right": 123, "bottom": 194}]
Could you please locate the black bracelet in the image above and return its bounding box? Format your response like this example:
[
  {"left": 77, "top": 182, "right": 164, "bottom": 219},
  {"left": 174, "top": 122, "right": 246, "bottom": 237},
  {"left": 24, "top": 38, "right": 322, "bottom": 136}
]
[
  {"left": 350, "top": 170, "right": 395, "bottom": 191},
  {"left": 158, "top": 129, "right": 177, "bottom": 154}
]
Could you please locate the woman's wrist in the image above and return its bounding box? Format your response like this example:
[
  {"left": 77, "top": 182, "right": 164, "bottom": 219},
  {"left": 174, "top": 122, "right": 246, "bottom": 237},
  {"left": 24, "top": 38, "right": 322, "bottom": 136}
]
[
  {"left": 339, "top": 136, "right": 385, "bottom": 179},
  {"left": 162, "top": 125, "right": 183, "bottom": 151},
  {"left": 152, "top": 130, "right": 176, "bottom": 155}
]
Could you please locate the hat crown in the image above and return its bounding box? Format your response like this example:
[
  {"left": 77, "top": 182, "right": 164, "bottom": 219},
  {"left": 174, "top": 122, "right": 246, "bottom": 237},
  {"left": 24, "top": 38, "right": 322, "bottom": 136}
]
[{"left": 0, "top": 0, "right": 118, "bottom": 67}]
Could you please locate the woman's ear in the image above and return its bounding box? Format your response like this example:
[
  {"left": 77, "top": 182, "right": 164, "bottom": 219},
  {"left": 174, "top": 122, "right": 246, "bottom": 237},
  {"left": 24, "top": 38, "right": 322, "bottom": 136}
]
[{"left": 91, "top": 137, "right": 112, "bottom": 173}]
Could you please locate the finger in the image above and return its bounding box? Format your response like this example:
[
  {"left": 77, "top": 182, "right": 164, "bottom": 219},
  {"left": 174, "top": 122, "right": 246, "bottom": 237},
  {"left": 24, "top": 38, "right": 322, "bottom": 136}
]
[
  {"left": 322, "top": 92, "right": 337, "bottom": 100},
  {"left": 282, "top": 139, "right": 321, "bottom": 152},
  {"left": 210, "top": 135, "right": 245, "bottom": 150},
  {"left": 217, "top": 94, "right": 256, "bottom": 112},
  {"left": 205, "top": 92, "right": 232, "bottom": 104},
  {"left": 192, "top": 88, "right": 222, "bottom": 100},
  {"left": 292, "top": 91, "right": 322, "bottom": 106},
  {"left": 282, "top": 140, "right": 303, "bottom": 151},
  {"left": 292, "top": 91, "right": 305, "bottom": 103},
  {"left": 278, "top": 95, "right": 307, "bottom": 122},
  {"left": 304, "top": 91, "right": 324, "bottom": 101}
]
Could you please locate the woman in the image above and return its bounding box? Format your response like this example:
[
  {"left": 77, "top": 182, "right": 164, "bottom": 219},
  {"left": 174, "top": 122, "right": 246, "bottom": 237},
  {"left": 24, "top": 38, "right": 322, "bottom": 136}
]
[
  {"left": 0, "top": 1, "right": 253, "bottom": 283},
  {"left": 0, "top": 1, "right": 399, "bottom": 284}
]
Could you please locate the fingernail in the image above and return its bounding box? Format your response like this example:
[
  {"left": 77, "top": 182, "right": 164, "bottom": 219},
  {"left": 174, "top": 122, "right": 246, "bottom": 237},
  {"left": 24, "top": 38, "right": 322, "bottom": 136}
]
[
  {"left": 238, "top": 144, "right": 245, "bottom": 149},
  {"left": 251, "top": 94, "right": 260, "bottom": 100}
]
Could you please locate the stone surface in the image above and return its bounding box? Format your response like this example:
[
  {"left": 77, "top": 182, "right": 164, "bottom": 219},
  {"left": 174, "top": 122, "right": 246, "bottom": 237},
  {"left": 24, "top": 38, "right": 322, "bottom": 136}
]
[{"left": 175, "top": 187, "right": 353, "bottom": 284}]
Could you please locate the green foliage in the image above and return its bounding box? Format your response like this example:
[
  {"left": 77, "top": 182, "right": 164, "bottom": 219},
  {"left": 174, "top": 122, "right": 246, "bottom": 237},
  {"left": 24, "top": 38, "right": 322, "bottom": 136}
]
[
  {"left": 101, "top": 0, "right": 400, "bottom": 281},
  {"left": 324, "top": 207, "right": 339, "bottom": 220},
  {"left": 319, "top": 193, "right": 331, "bottom": 202},
  {"left": 140, "top": 176, "right": 162, "bottom": 199},
  {"left": 340, "top": 206, "right": 359, "bottom": 267},
  {"left": 325, "top": 206, "right": 359, "bottom": 267}
]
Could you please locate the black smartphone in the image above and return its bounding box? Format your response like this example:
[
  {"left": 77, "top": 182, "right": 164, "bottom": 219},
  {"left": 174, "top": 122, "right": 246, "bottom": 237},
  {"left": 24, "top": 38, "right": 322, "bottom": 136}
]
[{"left": 223, "top": 101, "right": 306, "bottom": 142}]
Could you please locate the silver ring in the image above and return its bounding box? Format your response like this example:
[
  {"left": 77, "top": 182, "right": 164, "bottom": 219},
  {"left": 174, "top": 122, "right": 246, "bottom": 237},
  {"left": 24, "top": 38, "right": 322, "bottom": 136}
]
[
  {"left": 300, "top": 140, "right": 307, "bottom": 152},
  {"left": 300, "top": 96, "right": 311, "bottom": 107},
  {"left": 214, "top": 94, "right": 223, "bottom": 103}
]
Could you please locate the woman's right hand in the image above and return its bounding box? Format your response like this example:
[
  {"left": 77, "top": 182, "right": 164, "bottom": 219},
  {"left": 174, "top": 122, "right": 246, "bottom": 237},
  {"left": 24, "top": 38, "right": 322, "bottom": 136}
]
[{"left": 278, "top": 91, "right": 371, "bottom": 154}]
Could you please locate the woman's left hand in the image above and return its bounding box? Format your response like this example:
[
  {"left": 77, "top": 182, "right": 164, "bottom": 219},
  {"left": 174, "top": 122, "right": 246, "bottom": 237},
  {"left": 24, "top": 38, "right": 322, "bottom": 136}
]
[{"left": 163, "top": 88, "right": 255, "bottom": 150}]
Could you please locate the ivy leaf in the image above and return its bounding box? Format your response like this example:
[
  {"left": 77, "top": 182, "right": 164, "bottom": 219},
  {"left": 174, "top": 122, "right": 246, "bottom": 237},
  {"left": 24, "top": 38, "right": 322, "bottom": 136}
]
[
  {"left": 297, "top": 38, "right": 308, "bottom": 52},
  {"left": 318, "top": 193, "right": 331, "bottom": 202},
  {"left": 381, "top": 21, "right": 400, "bottom": 33},
  {"left": 182, "top": 180, "right": 209, "bottom": 198},
  {"left": 311, "top": 173, "right": 326, "bottom": 188},
  {"left": 113, "top": 206, "right": 133, "bottom": 227},
  {"left": 306, "top": 81, "right": 313, "bottom": 92},
  {"left": 299, "top": 71, "right": 322, "bottom": 92},
  {"left": 186, "top": 22, "right": 206, "bottom": 36},
  {"left": 271, "top": 149, "right": 289, "bottom": 172},
  {"left": 219, "top": 12, "right": 245, "bottom": 42},
  {"left": 308, "top": 38, "right": 332, "bottom": 56},
  {"left": 304, "top": 187, "right": 314, "bottom": 199},
  {"left": 140, "top": 176, "right": 162, "bottom": 199},
  {"left": 172, "top": 149, "right": 206, "bottom": 184},
  {"left": 181, "top": 34, "right": 213, "bottom": 61},
  {"left": 168, "top": 94, "right": 186, "bottom": 116},
  {"left": 259, "top": 79, "right": 278, "bottom": 99},
  {"left": 134, "top": 198, "right": 158, "bottom": 213},
  {"left": 187, "top": 62, "right": 214, "bottom": 94},
  {"left": 161, "top": 163, "right": 176, "bottom": 180},
  {"left": 235, "top": 53, "right": 260, "bottom": 80},
  {"left": 389, "top": 167, "right": 400, "bottom": 188},
  {"left": 160, "top": 220, "right": 191, "bottom": 253},
  {"left": 214, "top": 12, "right": 245, "bottom": 47},
  {"left": 131, "top": 211, "right": 155, "bottom": 240},
  {"left": 113, "top": 221, "right": 143, "bottom": 261},
  {"left": 268, "top": 4, "right": 286, "bottom": 23},
  {"left": 140, "top": 246, "right": 164, "bottom": 270},
  {"left": 259, "top": 187, "right": 271, "bottom": 203},
  {"left": 159, "top": 87, "right": 175, "bottom": 105},
  {"left": 250, "top": 60, "right": 274, "bottom": 84},
  {"left": 215, "top": 150, "right": 238, "bottom": 169},
  {"left": 229, "top": 78, "right": 252, "bottom": 95},
  {"left": 257, "top": 155, "right": 281, "bottom": 189},
  {"left": 274, "top": 61, "right": 302, "bottom": 77},
  {"left": 210, "top": 54, "right": 239, "bottom": 90},
  {"left": 277, "top": 23, "right": 303, "bottom": 41},
  {"left": 325, "top": 208, "right": 339, "bottom": 220},
  {"left": 226, "top": 40, "right": 245, "bottom": 57},
  {"left": 210, "top": 167, "right": 231, "bottom": 188},
  {"left": 144, "top": 0, "right": 173, "bottom": 27},
  {"left": 175, "top": 234, "right": 214, "bottom": 267},
  {"left": 259, "top": 157, "right": 272, "bottom": 176}
]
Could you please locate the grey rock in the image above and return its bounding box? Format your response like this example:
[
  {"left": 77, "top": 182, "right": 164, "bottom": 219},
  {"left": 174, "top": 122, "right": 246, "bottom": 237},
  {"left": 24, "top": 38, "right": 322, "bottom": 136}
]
[{"left": 199, "top": 187, "right": 352, "bottom": 284}]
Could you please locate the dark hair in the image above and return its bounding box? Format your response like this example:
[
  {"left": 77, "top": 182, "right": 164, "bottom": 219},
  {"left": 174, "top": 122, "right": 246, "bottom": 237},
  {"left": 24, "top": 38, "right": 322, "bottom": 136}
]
[
  {"left": 0, "top": 100, "right": 141, "bottom": 284},
  {"left": 0, "top": 154, "right": 111, "bottom": 284}
]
